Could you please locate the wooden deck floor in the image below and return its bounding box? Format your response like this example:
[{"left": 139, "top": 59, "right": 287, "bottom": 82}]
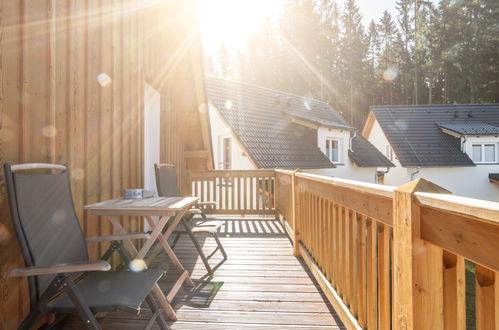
[{"left": 66, "top": 217, "right": 343, "bottom": 329}]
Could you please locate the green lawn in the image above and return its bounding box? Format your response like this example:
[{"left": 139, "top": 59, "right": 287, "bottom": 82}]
[{"left": 465, "top": 260, "right": 476, "bottom": 329}]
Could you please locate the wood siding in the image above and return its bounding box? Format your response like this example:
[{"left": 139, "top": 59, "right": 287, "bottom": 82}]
[{"left": 0, "top": 0, "right": 210, "bottom": 328}]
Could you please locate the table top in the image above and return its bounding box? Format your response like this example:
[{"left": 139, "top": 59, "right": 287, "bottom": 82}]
[{"left": 84, "top": 196, "right": 199, "bottom": 216}]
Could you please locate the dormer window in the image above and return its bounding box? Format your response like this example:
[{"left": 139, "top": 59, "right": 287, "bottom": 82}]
[
  {"left": 326, "top": 138, "right": 341, "bottom": 163},
  {"left": 472, "top": 143, "right": 497, "bottom": 164}
]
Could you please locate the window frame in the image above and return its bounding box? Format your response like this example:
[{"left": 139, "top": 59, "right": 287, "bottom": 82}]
[
  {"left": 325, "top": 137, "right": 342, "bottom": 164},
  {"left": 220, "top": 136, "right": 232, "bottom": 169},
  {"left": 471, "top": 142, "right": 498, "bottom": 164}
]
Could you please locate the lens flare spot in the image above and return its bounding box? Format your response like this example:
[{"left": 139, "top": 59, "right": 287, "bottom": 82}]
[
  {"left": 51, "top": 209, "right": 67, "bottom": 225},
  {"left": 225, "top": 100, "right": 233, "bottom": 110},
  {"left": 129, "top": 259, "right": 147, "bottom": 272},
  {"left": 0, "top": 223, "right": 12, "bottom": 246},
  {"left": 383, "top": 67, "right": 399, "bottom": 81},
  {"left": 97, "top": 73, "right": 112, "bottom": 87},
  {"left": 42, "top": 125, "right": 57, "bottom": 138},
  {"left": 303, "top": 100, "right": 311, "bottom": 111},
  {"left": 198, "top": 102, "right": 208, "bottom": 114},
  {"left": 71, "top": 168, "right": 85, "bottom": 181}
]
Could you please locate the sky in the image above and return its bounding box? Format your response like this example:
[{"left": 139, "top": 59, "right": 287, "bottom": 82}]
[{"left": 197, "top": 0, "right": 399, "bottom": 55}]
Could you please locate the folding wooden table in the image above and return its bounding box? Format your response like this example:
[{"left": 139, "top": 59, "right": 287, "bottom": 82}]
[{"left": 84, "top": 196, "right": 199, "bottom": 321}]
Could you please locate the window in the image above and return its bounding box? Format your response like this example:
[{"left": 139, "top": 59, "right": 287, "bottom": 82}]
[
  {"left": 221, "top": 137, "right": 232, "bottom": 169},
  {"left": 471, "top": 143, "right": 497, "bottom": 163},
  {"left": 385, "top": 145, "right": 394, "bottom": 161},
  {"left": 325, "top": 138, "right": 340, "bottom": 163}
]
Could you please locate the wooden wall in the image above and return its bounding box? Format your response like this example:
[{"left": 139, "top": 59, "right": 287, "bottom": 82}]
[{"left": 0, "top": 0, "right": 211, "bottom": 328}]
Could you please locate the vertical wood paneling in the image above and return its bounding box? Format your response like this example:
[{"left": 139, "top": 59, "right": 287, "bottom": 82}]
[
  {"left": 0, "top": 2, "right": 27, "bottom": 328},
  {"left": 0, "top": 0, "right": 209, "bottom": 327}
]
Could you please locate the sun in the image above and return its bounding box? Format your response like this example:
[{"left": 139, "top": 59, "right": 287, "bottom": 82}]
[{"left": 197, "top": 0, "right": 283, "bottom": 54}]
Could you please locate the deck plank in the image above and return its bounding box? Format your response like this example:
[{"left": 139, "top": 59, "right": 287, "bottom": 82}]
[{"left": 63, "top": 217, "right": 343, "bottom": 329}]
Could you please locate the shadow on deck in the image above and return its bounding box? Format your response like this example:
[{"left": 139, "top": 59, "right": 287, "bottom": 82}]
[{"left": 65, "top": 217, "right": 343, "bottom": 329}]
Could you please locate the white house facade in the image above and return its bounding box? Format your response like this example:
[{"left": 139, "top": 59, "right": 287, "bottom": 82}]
[
  {"left": 206, "top": 75, "right": 393, "bottom": 183},
  {"left": 363, "top": 104, "right": 499, "bottom": 202}
]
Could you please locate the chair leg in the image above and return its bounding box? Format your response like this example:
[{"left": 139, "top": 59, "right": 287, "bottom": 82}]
[
  {"left": 63, "top": 276, "right": 101, "bottom": 330},
  {"left": 214, "top": 233, "right": 227, "bottom": 260},
  {"left": 19, "top": 276, "right": 67, "bottom": 330},
  {"left": 170, "top": 232, "right": 181, "bottom": 249},
  {"left": 144, "top": 294, "right": 169, "bottom": 330},
  {"left": 182, "top": 221, "right": 213, "bottom": 275}
]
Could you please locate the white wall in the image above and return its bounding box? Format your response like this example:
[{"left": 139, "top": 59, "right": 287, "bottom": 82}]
[
  {"left": 209, "top": 104, "right": 254, "bottom": 170},
  {"left": 366, "top": 119, "right": 499, "bottom": 202},
  {"left": 314, "top": 127, "right": 378, "bottom": 183},
  {"left": 143, "top": 83, "right": 161, "bottom": 191}
]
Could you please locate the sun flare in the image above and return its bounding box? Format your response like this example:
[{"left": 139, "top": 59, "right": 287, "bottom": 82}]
[{"left": 197, "top": 0, "right": 283, "bottom": 54}]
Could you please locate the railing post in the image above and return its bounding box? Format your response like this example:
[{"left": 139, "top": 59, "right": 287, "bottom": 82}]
[
  {"left": 292, "top": 170, "right": 301, "bottom": 257},
  {"left": 393, "top": 178, "right": 451, "bottom": 330}
]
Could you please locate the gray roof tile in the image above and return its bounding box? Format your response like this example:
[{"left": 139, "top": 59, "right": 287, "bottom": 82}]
[
  {"left": 207, "top": 75, "right": 391, "bottom": 169},
  {"left": 349, "top": 136, "right": 395, "bottom": 168}
]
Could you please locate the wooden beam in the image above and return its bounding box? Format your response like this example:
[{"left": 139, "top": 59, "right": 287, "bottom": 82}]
[
  {"left": 361, "top": 112, "right": 376, "bottom": 138},
  {"left": 490, "top": 178, "right": 499, "bottom": 185},
  {"left": 393, "top": 178, "right": 450, "bottom": 330},
  {"left": 421, "top": 206, "right": 499, "bottom": 272},
  {"left": 295, "top": 175, "right": 394, "bottom": 226},
  {"left": 289, "top": 116, "right": 320, "bottom": 130}
]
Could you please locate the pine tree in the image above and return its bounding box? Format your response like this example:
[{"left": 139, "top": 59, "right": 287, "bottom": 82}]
[
  {"left": 340, "top": 0, "right": 367, "bottom": 126},
  {"left": 217, "top": 43, "right": 234, "bottom": 79},
  {"left": 377, "top": 11, "right": 399, "bottom": 105}
]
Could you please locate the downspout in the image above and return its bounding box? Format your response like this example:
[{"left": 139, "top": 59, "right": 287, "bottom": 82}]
[
  {"left": 411, "top": 168, "right": 420, "bottom": 180},
  {"left": 349, "top": 130, "right": 356, "bottom": 151},
  {"left": 461, "top": 136, "right": 467, "bottom": 152}
]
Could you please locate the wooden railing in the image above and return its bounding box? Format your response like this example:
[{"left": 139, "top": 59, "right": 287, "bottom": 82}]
[
  {"left": 275, "top": 169, "right": 499, "bottom": 330},
  {"left": 189, "top": 170, "right": 275, "bottom": 215}
]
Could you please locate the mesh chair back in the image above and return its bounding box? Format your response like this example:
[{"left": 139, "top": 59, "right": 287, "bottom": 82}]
[
  {"left": 4, "top": 164, "right": 88, "bottom": 304},
  {"left": 154, "top": 164, "right": 181, "bottom": 197}
]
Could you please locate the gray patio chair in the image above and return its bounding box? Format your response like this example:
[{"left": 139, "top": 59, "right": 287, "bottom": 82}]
[
  {"left": 4, "top": 163, "right": 169, "bottom": 330},
  {"left": 154, "top": 163, "right": 227, "bottom": 275}
]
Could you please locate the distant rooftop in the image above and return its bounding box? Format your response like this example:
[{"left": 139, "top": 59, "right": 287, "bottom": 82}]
[
  {"left": 370, "top": 104, "right": 499, "bottom": 167},
  {"left": 207, "top": 75, "right": 392, "bottom": 169},
  {"left": 438, "top": 122, "right": 499, "bottom": 136}
]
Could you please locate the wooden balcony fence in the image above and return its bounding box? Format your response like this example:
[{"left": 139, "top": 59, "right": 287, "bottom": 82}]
[
  {"left": 190, "top": 168, "right": 499, "bottom": 329},
  {"left": 189, "top": 170, "right": 276, "bottom": 215}
]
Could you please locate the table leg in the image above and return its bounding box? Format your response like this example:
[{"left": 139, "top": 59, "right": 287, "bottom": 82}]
[
  {"left": 108, "top": 217, "right": 177, "bottom": 321},
  {"left": 145, "top": 216, "right": 195, "bottom": 287}
]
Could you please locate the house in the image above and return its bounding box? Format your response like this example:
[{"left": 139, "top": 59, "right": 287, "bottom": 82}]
[
  {"left": 206, "top": 75, "right": 393, "bottom": 183},
  {"left": 363, "top": 104, "right": 499, "bottom": 201}
]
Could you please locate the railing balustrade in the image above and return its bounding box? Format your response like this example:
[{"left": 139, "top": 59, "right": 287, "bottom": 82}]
[
  {"left": 189, "top": 169, "right": 275, "bottom": 215},
  {"left": 190, "top": 168, "right": 499, "bottom": 329},
  {"left": 275, "top": 169, "right": 498, "bottom": 330}
]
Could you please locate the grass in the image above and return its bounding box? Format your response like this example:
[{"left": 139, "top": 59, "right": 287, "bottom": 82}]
[{"left": 465, "top": 260, "right": 476, "bottom": 330}]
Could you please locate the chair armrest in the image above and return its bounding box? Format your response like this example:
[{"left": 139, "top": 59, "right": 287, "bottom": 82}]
[
  {"left": 196, "top": 201, "right": 216, "bottom": 208},
  {"left": 187, "top": 208, "right": 203, "bottom": 215},
  {"left": 9, "top": 260, "right": 111, "bottom": 277},
  {"left": 86, "top": 232, "right": 151, "bottom": 243}
]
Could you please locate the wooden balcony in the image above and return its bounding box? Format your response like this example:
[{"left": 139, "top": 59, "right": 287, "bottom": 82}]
[
  {"left": 64, "top": 169, "right": 499, "bottom": 329},
  {"left": 65, "top": 217, "right": 343, "bottom": 329}
]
